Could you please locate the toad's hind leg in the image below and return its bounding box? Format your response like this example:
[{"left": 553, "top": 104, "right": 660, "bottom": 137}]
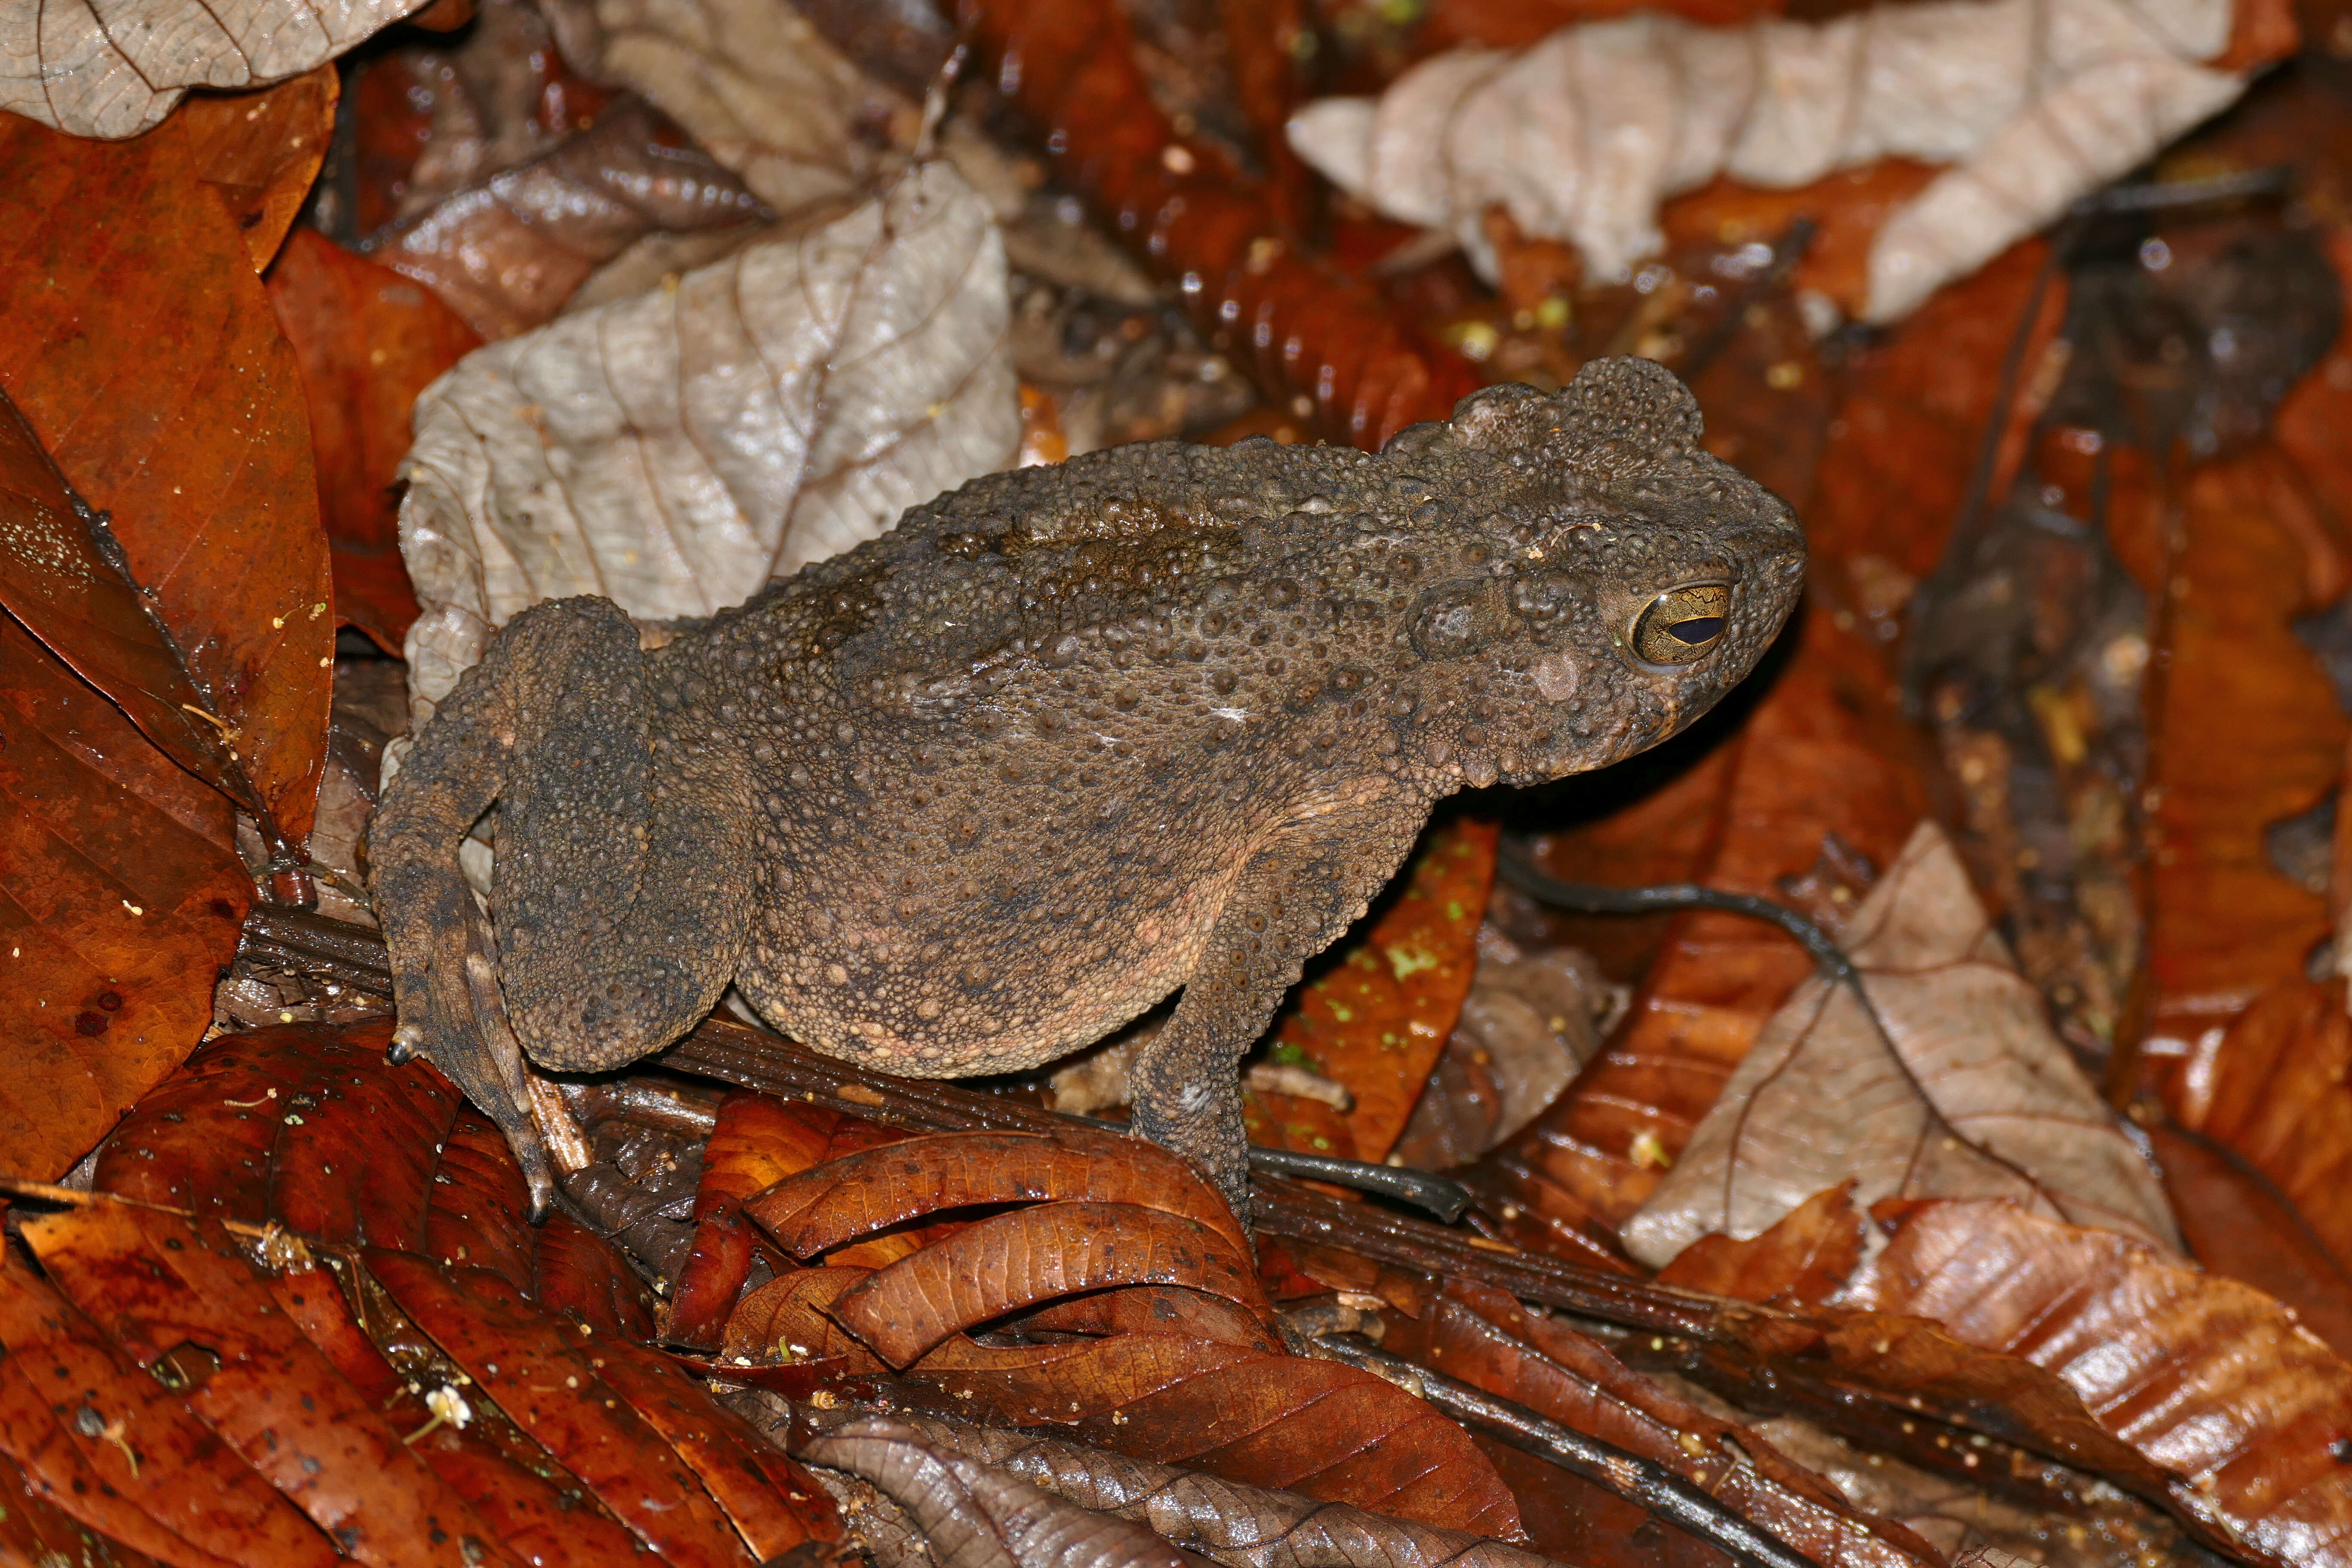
[
  {"left": 370, "top": 597, "right": 750, "bottom": 1215},
  {"left": 1128, "top": 796, "right": 1427, "bottom": 1218}
]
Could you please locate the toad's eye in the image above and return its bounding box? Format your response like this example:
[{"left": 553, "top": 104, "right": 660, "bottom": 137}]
[{"left": 1631, "top": 583, "right": 1731, "bottom": 665}]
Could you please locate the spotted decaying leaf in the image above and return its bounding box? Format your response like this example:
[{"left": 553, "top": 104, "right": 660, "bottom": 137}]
[
  {"left": 1246, "top": 818, "right": 1500, "bottom": 1165},
  {"left": 395, "top": 156, "right": 1018, "bottom": 735},
  {"left": 9, "top": 1023, "right": 839, "bottom": 1566},
  {"left": 1622, "top": 818, "right": 2180, "bottom": 1265}
]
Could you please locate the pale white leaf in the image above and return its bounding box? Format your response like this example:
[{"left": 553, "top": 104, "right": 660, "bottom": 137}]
[
  {"left": 1, "top": 0, "right": 427, "bottom": 139},
  {"left": 395, "top": 159, "right": 1018, "bottom": 732},
  {"left": 1286, "top": 0, "right": 2246, "bottom": 320},
  {"left": 1620, "top": 820, "right": 2181, "bottom": 1267}
]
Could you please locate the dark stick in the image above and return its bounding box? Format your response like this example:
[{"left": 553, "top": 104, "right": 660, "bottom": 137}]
[{"left": 1314, "top": 1333, "right": 1828, "bottom": 1568}]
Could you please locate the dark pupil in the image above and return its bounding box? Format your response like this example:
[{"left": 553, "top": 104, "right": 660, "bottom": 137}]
[{"left": 1666, "top": 616, "right": 1724, "bottom": 645}]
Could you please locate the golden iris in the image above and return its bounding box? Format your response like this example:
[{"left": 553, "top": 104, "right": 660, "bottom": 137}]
[{"left": 1631, "top": 583, "right": 1730, "bottom": 665}]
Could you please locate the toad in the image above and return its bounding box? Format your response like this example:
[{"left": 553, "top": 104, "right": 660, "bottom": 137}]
[{"left": 370, "top": 358, "right": 1805, "bottom": 1216}]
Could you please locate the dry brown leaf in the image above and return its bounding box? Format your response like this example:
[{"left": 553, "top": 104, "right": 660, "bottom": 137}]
[
  {"left": 1850, "top": 1199, "right": 2352, "bottom": 1568},
  {"left": 394, "top": 157, "right": 1018, "bottom": 728},
  {"left": 0, "top": 0, "right": 426, "bottom": 140},
  {"left": 1622, "top": 820, "right": 2178, "bottom": 1265},
  {"left": 545, "top": 0, "right": 905, "bottom": 214}
]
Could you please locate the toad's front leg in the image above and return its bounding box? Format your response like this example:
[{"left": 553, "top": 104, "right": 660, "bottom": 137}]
[
  {"left": 370, "top": 597, "right": 751, "bottom": 1216},
  {"left": 1128, "top": 795, "right": 1429, "bottom": 1219}
]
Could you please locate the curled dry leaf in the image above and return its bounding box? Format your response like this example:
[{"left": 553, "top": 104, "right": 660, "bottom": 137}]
[
  {"left": 0, "top": 0, "right": 423, "bottom": 139},
  {"left": 551, "top": 0, "right": 906, "bottom": 216},
  {"left": 1287, "top": 0, "right": 2257, "bottom": 321},
  {"left": 0, "top": 113, "right": 334, "bottom": 850},
  {"left": 1246, "top": 819, "right": 1499, "bottom": 1166},
  {"left": 720, "top": 1135, "right": 1523, "bottom": 1538},
  {"left": 1622, "top": 819, "right": 2180, "bottom": 1265},
  {"left": 1849, "top": 1199, "right": 2352, "bottom": 1568},
  {"left": 1653, "top": 1182, "right": 1865, "bottom": 1311},
  {"left": 791, "top": 1404, "right": 1557, "bottom": 1568},
  {"left": 368, "top": 96, "right": 771, "bottom": 341},
  {"left": 798, "top": 1414, "right": 1210, "bottom": 1568},
  {"left": 1384, "top": 1279, "right": 1942, "bottom": 1568},
  {"left": 2153, "top": 977, "right": 2352, "bottom": 1353},
  {"left": 395, "top": 157, "right": 1018, "bottom": 727},
  {"left": 268, "top": 230, "right": 484, "bottom": 653}
]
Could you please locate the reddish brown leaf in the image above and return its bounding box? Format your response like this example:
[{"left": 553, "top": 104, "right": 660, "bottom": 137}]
[
  {"left": 183, "top": 67, "right": 343, "bottom": 272},
  {"left": 2113, "top": 446, "right": 2348, "bottom": 1057},
  {"left": 0, "top": 113, "right": 334, "bottom": 850},
  {"left": 368, "top": 96, "right": 768, "bottom": 340},
  {"left": 265, "top": 1259, "right": 652, "bottom": 1568},
  {"left": 827, "top": 1201, "right": 1271, "bottom": 1368},
  {"left": 1806, "top": 242, "right": 2066, "bottom": 613},
  {"left": 0, "top": 1249, "right": 333, "bottom": 1568},
  {"left": 364, "top": 1248, "right": 760, "bottom": 1566},
  {"left": 421, "top": 1109, "right": 538, "bottom": 1296},
  {"left": 1248, "top": 819, "right": 1499, "bottom": 1164},
  {"left": 1419, "top": 0, "right": 1788, "bottom": 49},
  {"left": 2148, "top": 1123, "right": 2352, "bottom": 1362},
  {"left": 1850, "top": 1199, "right": 2352, "bottom": 1568},
  {"left": 668, "top": 1197, "right": 767, "bottom": 1351},
  {"left": 667, "top": 1092, "right": 911, "bottom": 1346},
  {"left": 0, "top": 1451, "right": 166, "bottom": 1568},
  {"left": 2153, "top": 977, "right": 2352, "bottom": 1352},
  {"left": 746, "top": 1128, "right": 1247, "bottom": 1258},
  {"left": 1008, "top": 1284, "right": 1281, "bottom": 1350},
  {"left": 722, "top": 1266, "right": 1524, "bottom": 1538},
  {"left": 1390, "top": 1279, "right": 1942, "bottom": 1568},
  {"left": 1660, "top": 165, "right": 1945, "bottom": 321},
  {"left": 1472, "top": 612, "right": 1936, "bottom": 1252},
  {"left": 0, "top": 609, "right": 251, "bottom": 1182},
  {"left": 1654, "top": 1183, "right": 1866, "bottom": 1311},
  {"left": 92, "top": 1022, "right": 462, "bottom": 1250},
  {"left": 960, "top": 0, "right": 1482, "bottom": 449},
  {"left": 266, "top": 229, "right": 481, "bottom": 651},
  {"left": 586, "top": 1338, "right": 842, "bottom": 1557},
  {"left": 533, "top": 1210, "right": 660, "bottom": 1343},
  {"left": 21, "top": 1205, "right": 517, "bottom": 1568}
]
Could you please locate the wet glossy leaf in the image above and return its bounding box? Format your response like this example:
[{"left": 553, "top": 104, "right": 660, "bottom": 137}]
[
  {"left": 1248, "top": 819, "right": 1499, "bottom": 1165},
  {"left": 0, "top": 112, "right": 334, "bottom": 848},
  {"left": 1623, "top": 820, "right": 2179, "bottom": 1265},
  {"left": 266, "top": 230, "right": 482, "bottom": 652},
  {"left": 364, "top": 1247, "right": 792, "bottom": 1565},
  {"left": 21, "top": 1204, "right": 516, "bottom": 1568},
  {"left": 396, "top": 156, "right": 1017, "bottom": 729},
  {"left": 1850, "top": 1199, "right": 2352, "bottom": 1568},
  {"left": 0, "top": 1248, "right": 335, "bottom": 1568}
]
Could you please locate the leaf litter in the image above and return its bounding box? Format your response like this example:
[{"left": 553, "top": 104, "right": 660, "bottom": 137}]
[{"left": 13, "top": 4, "right": 2352, "bottom": 1568}]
